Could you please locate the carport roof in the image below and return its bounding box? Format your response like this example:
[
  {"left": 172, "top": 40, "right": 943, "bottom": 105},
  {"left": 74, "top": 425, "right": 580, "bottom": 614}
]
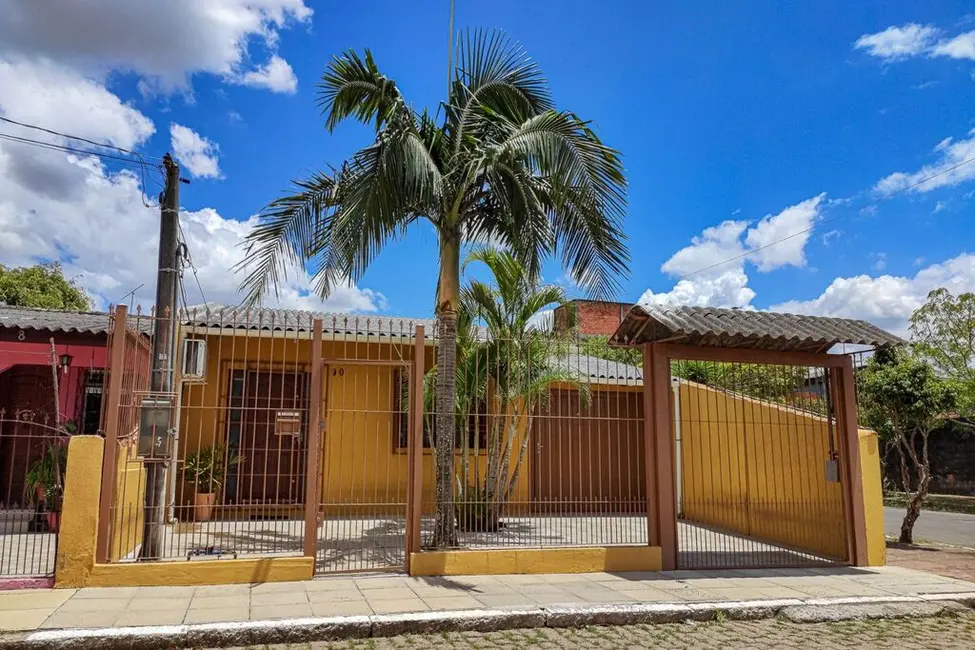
[{"left": 609, "top": 304, "right": 904, "bottom": 353}]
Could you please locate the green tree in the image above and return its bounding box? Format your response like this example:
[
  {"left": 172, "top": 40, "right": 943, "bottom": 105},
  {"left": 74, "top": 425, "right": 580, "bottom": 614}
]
[
  {"left": 448, "top": 248, "right": 587, "bottom": 531},
  {"left": 239, "top": 31, "right": 629, "bottom": 546},
  {"left": 0, "top": 263, "right": 90, "bottom": 310},
  {"left": 859, "top": 348, "right": 956, "bottom": 544},
  {"left": 910, "top": 288, "right": 975, "bottom": 416}
]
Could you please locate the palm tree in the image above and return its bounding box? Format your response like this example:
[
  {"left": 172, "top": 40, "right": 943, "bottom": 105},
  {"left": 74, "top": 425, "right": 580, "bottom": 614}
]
[
  {"left": 453, "top": 248, "right": 590, "bottom": 532},
  {"left": 239, "top": 30, "right": 629, "bottom": 547}
]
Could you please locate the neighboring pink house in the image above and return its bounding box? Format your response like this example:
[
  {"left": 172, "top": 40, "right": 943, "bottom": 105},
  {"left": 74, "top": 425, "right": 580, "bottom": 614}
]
[{"left": 0, "top": 306, "right": 110, "bottom": 506}]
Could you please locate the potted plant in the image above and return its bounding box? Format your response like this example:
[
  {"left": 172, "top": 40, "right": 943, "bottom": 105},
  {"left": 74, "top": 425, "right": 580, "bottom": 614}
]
[
  {"left": 24, "top": 443, "right": 67, "bottom": 532},
  {"left": 182, "top": 446, "right": 241, "bottom": 521}
]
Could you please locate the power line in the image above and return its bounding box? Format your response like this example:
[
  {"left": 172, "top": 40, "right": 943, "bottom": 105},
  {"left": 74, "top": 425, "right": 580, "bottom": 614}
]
[
  {"left": 177, "top": 221, "right": 210, "bottom": 309},
  {"left": 680, "top": 154, "right": 975, "bottom": 280},
  {"left": 0, "top": 115, "right": 165, "bottom": 162},
  {"left": 0, "top": 130, "right": 164, "bottom": 208}
]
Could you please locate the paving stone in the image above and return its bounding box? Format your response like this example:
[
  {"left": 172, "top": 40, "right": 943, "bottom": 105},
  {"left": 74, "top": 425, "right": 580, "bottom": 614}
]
[
  {"left": 251, "top": 590, "right": 309, "bottom": 606},
  {"left": 369, "top": 598, "right": 430, "bottom": 614},
  {"left": 422, "top": 596, "right": 484, "bottom": 610},
  {"left": 310, "top": 600, "right": 374, "bottom": 617},
  {"left": 305, "top": 578, "right": 358, "bottom": 591},
  {"left": 0, "top": 590, "right": 72, "bottom": 610},
  {"left": 250, "top": 603, "right": 314, "bottom": 620},
  {"left": 191, "top": 595, "right": 251, "bottom": 609},
  {"left": 115, "top": 608, "right": 188, "bottom": 627},
  {"left": 194, "top": 584, "right": 252, "bottom": 597},
  {"left": 306, "top": 589, "right": 367, "bottom": 603},
  {"left": 40, "top": 609, "right": 120, "bottom": 629},
  {"left": 0, "top": 609, "right": 51, "bottom": 632},
  {"left": 55, "top": 597, "right": 131, "bottom": 613},
  {"left": 136, "top": 585, "right": 197, "bottom": 598},
  {"left": 363, "top": 587, "right": 419, "bottom": 601},
  {"left": 124, "top": 596, "right": 193, "bottom": 611},
  {"left": 72, "top": 587, "right": 139, "bottom": 599},
  {"left": 183, "top": 606, "right": 250, "bottom": 624}
]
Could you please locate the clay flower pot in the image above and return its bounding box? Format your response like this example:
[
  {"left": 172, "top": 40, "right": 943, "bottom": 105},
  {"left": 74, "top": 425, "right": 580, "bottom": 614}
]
[{"left": 194, "top": 492, "right": 217, "bottom": 521}]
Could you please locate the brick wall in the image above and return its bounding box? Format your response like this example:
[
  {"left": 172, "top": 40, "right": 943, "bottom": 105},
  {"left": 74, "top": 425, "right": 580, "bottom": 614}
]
[{"left": 554, "top": 301, "right": 630, "bottom": 337}]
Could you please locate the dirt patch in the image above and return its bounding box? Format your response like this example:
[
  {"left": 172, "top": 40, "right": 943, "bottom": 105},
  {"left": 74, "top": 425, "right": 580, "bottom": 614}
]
[{"left": 886, "top": 542, "right": 975, "bottom": 582}]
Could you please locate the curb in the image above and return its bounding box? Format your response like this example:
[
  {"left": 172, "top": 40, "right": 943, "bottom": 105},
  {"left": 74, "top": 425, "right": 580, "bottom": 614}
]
[{"left": 2, "top": 594, "right": 973, "bottom": 650}]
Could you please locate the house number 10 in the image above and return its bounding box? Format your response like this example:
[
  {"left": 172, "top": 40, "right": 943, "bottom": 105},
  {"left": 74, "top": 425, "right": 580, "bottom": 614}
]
[{"left": 331, "top": 368, "right": 345, "bottom": 376}]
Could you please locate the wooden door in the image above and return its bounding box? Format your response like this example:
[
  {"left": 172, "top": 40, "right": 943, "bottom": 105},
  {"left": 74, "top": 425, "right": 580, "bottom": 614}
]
[
  {"left": 236, "top": 370, "right": 308, "bottom": 506},
  {"left": 532, "top": 388, "right": 646, "bottom": 513}
]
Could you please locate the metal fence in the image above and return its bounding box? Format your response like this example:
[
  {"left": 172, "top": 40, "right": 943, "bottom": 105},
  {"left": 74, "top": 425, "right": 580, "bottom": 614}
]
[
  {"left": 95, "top": 307, "right": 867, "bottom": 574},
  {"left": 670, "top": 359, "right": 849, "bottom": 569},
  {"left": 0, "top": 418, "right": 64, "bottom": 578},
  {"left": 420, "top": 332, "right": 648, "bottom": 551}
]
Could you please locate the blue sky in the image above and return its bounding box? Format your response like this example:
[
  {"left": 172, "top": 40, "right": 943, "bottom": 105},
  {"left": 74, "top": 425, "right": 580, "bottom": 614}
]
[{"left": 0, "top": 1, "right": 973, "bottom": 334}]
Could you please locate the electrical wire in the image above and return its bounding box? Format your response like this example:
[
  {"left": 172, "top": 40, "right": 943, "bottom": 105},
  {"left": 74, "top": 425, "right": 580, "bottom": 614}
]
[
  {"left": 0, "top": 115, "right": 165, "bottom": 162},
  {"left": 177, "top": 221, "right": 210, "bottom": 310},
  {"left": 678, "top": 155, "right": 975, "bottom": 280},
  {"left": 0, "top": 130, "right": 164, "bottom": 209}
]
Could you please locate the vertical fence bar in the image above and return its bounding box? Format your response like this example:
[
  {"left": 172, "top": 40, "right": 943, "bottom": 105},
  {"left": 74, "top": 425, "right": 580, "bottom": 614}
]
[
  {"left": 96, "top": 305, "right": 127, "bottom": 564},
  {"left": 836, "top": 359, "right": 868, "bottom": 566},
  {"left": 651, "top": 343, "right": 678, "bottom": 570},
  {"left": 303, "top": 319, "right": 324, "bottom": 560},
  {"left": 406, "top": 325, "right": 425, "bottom": 570},
  {"left": 641, "top": 343, "right": 658, "bottom": 547}
]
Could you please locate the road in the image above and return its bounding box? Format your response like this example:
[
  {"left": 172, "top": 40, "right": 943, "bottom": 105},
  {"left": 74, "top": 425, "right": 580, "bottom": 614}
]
[
  {"left": 224, "top": 617, "right": 975, "bottom": 649},
  {"left": 884, "top": 506, "right": 975, "bottom": 547}
]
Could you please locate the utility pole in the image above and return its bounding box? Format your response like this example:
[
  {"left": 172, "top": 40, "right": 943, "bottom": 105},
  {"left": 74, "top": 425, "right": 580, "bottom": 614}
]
[{"left": 140, "top": 153, "right": 180, "bottom": 560}]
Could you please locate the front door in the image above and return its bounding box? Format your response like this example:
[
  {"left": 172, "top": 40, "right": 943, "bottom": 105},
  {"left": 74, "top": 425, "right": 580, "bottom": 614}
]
[{"left": 235, "top": 370, "right": 308, "bottom": 506}]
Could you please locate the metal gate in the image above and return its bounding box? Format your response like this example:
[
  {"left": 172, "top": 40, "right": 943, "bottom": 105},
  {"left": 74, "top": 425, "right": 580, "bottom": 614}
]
[
  {"left": 672, "top": 360, "right": 850, "bottom": 569},
  {"left": 0, "top": 417, "right": 65, "bottom": 579}
]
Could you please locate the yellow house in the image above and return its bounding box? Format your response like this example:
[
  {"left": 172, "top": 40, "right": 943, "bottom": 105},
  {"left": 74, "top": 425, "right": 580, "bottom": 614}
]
[
  {"left": 63, "top": 302, "right": 888, "bottom": 585},
  {"left": 161, "top": 307, "right": 648, "bottom": 571}
]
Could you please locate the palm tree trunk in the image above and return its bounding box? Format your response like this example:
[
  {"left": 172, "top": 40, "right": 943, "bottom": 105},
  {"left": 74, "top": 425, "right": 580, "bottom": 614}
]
[{"left": 433, "top": 233, "right": 461, "bottom": 547}]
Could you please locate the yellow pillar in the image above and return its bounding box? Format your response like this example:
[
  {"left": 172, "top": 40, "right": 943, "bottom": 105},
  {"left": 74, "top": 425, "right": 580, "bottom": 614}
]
[
  {"left": 858, "top": 429, "right": 886, "bottom": 566},
  {"left": 55, "top": 435, "right": 104, "bottom": 588}
]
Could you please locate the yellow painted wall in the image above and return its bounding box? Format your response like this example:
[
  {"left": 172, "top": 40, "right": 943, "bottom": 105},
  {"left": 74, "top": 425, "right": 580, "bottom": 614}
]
[
  {"left": 859, "top": 428, "right": 886, "bottom": 566},
  {"left": 109, "top": 443, "right": 145, "bottom": 560},
  {"left": 176, "top": 332, "right": 529, "bottom": 516},
  {"left": 55, "top": 436, "right": 103, "bottom": 588},
  {"left": 411, "top": 545, "right": 662, "bottom": 576},
  {"left": 677, "top": 382, "right": 848, "bottom": 560}
]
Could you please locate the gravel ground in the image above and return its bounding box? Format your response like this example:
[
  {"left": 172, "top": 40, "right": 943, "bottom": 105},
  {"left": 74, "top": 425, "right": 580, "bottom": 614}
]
[{"left": 225, "top": 613, "right": 975, "bottom": 649}]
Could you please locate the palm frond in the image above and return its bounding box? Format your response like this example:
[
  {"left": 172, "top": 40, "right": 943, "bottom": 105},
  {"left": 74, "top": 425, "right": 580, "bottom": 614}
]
[
  {"left": 235, "top": 171, "right": 338, "bottom": 305},
  {"left": 318, "top": 49, "right": 405, "bottom": 132},
  {"left": 447, "top": 29, "right": 553, "bottom": 151}
]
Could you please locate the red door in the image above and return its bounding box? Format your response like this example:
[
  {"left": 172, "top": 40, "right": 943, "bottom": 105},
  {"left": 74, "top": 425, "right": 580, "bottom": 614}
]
[{"left": 235, "top": 370, "right": 308, "bottom": 506}]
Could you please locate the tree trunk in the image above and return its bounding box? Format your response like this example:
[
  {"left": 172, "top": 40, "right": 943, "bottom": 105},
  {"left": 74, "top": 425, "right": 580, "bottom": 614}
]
[
  {"left": 897, "top": 430, "right": 933, "bottom": 545},
  {"left": 433, "top": 233, "right": 460, "bottom": 548}
]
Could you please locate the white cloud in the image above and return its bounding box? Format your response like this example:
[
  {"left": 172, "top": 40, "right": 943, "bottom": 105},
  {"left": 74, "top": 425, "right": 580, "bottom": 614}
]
[
  {"left": 660, "top": 220, "right": 747, "bottom": 277},
  {"left": 235, "top": 55, "right": 297, "bottom": 94},
  {"left": 0, "top": 61, "right": 380, "bottom": 314},
  {"left": 170, "top": 123, "right": 221, "bottom": 179},
  {"left": 854, "top": 23, "right": 940, "bottom": 60},
  {"left": 875, "top": 128, "right": 975, "bottom": 194},
  {"left": 744, "top": 194, "right": 824, "bottom": 271},
  {"left": 640, "top": 269, "right": 756, "bottom": 309},
  {"left": 772, "top": 253, "right": 975, "bottom": 335},
  {"left": 871, "top": 252, "right": 887, "bottom": 271},
  {"left": 0, "top": 145, "right": 383, "bottom": 313},
  {"left": 0, "top": 0, "right": 311, "bottom": 93},
  {"left": 639, "top": 195, "right": 825, "bottom": 309},
  {"left": 932, "top": 30, "right": 975, "bottom": 61},
  {"left": 0, "top": 57, "right": 154, "bottom": 149}
]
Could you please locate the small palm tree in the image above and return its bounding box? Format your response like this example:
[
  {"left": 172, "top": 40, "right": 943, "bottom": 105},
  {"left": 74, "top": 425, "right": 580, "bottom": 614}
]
[
  {"left": 453, "top": 248, "right": 590, "bottom": 531},
  {"left": 239, "top": 30, "right": 628, "bottom": 546}
]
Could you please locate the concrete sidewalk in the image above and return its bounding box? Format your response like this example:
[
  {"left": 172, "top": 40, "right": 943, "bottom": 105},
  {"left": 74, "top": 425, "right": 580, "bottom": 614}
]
[{"left": 2, "top": 565, "right": 974, "bottom": 634}]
